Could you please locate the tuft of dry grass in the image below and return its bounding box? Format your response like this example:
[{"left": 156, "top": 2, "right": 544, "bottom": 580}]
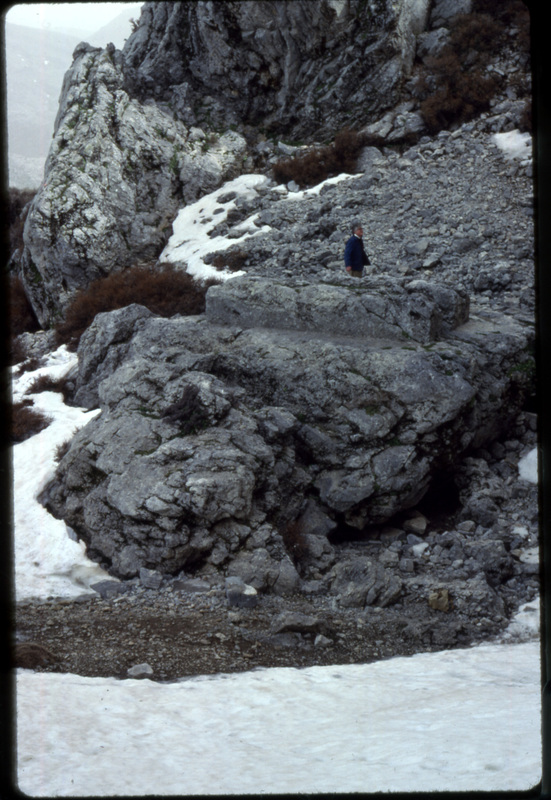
[
  {"left": 55, "top": 263, "right": 221, "bottom": 351},
  {"left": 9, "top": 276, "right": 40, "bottom": 337},
  {"left": 207, "top": 249, "right": 249, "bottom": 272},
  {"left": 54, "top": 438, "right": 73, "bottom": 463},
  {"left": 26, "top": 374, "right": 72, "bottom": 403},
  {"left": 10, "top": 400, "right": 52, "bottom": 444},
  {"left": 273, "top": 128, "right": 368, "bottom": 189}
]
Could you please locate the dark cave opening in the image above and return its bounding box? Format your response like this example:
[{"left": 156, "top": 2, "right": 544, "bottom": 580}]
[{"left": 329, "top": 470, "right": 462, "bottom": 544}]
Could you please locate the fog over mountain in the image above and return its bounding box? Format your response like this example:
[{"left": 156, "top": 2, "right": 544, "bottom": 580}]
[{"left": 5, "top": 6, "right": 142, "bottom": 188}]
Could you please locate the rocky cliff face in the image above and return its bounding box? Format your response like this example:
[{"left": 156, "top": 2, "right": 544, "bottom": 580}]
[
  {"left": 19, "top": 0, "right": 431, "bottom": 327},
  {"left": 122, "top": 0, "right": 429, "bottom": 137},
  {"left": 19, "top": 40, "right": 248, "bottom": 326}
]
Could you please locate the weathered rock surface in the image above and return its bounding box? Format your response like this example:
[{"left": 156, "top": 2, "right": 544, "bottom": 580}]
[
  {"left": 19, "top": 42, "right": 247, "bottom": 326},
  {"left": 122, "top": 0, "right": 430, "bottom": 139},
  {"left": 205, "top": 274, "right": 469, "bottom": 342},
  {"left": 39, "top": 285, "right": 534, "bottom": 595},
  {"left": 17, "top": 0, "right": 531, "bottom": 329}
]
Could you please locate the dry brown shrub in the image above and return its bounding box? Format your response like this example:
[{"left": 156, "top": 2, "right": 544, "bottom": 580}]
[
  {"left": 54, "top": 438, "right": 72, "bottom": 463},
  {"left": 450, "top": 13, "right": 504, "bottom": 55},
  {"left": 471, "top": 0, "right": 530, "bottom": 52},
  {"left": 13, "top": 642, "right": 56, "bottom": 669},
  {"left": 55, "top": 263, "right": 221, "bottom": 350},
  {"left": 26, "top": 374, "right": 71, "bottom": 402},
  {"left": 11, "top": 400, "right": 52, "bottom": 444},
  {"left": 9, "top": 337, "right": 28, "bottom": 366},
  {"left": 273, "top": 128, "right": 368, "bottom": 189},
  {"left": 9, "top": 276, "right": 40, "bottom": 337},
  {"left": 208, "top": 249, "right": 249, "bottom": 271},
  {"left": 419, "top": 47, "right": 499, "bottom": 134}
]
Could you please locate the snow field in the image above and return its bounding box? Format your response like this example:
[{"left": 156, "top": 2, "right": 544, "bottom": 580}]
[{"left": 16, "top": 640, "right": 541, "bottom": 796}]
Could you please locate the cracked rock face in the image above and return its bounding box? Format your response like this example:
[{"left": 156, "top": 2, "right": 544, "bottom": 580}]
[
  {"left": 19, "top": 43, "right": 247, "bottom": 327},
  {"left": 39, "top": 293, "right": 534, "bottom": 587},
  {"left": 123, "top": 0, "right": 429, "bottom": 138},
  {"left": 18, "top": 0, "right": 432, "bottom": 326},
  {"left": 205, "top": 274, "right": 469, "bottom": 342}
]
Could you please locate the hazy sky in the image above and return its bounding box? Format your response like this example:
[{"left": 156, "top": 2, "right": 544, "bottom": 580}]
[{"left": 5, "top": 3, "right": 141, "bottom": 33}]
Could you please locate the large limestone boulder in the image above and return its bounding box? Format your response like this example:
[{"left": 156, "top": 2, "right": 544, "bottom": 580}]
[{"left": 40, "top": 287, "right": 534, "bottom": 584}]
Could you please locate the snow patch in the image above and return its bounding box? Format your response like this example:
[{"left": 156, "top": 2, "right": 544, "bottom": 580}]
[
  {"left": 160, "top": 174, "right": 272, "bottom": 281},
  {"left": 17, "top": 640, "right": 541, "bottom": 795},
  {"left": 493, "top": 130, "right": 532, "bottom": 162},
  {"left": 518, "top": 447, "right": 538, "bottom": 484}
]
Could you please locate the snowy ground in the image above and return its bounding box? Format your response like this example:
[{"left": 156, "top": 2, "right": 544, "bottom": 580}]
[
  {"left": 13, "top": 142, "right": 542, "bottom": 794},
  {"left": 16, "top": 637, "right": 541, "bottom": 796}
]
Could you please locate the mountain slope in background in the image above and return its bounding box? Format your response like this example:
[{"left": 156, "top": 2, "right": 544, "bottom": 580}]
[{"left": 5, "top": 6, "right": 142, "bottom": 188}]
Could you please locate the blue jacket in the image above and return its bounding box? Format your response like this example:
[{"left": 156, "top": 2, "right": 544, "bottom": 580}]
[{"left": 344, "top": 235, "right": 370, "bottom": 270}]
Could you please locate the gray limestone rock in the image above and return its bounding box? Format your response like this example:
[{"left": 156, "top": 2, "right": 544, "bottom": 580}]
[
  {"left": 39, "top": 287, "right": 534, "bottom": 583},
  {"left": 123, "top": 0, "right": 430, "bottom": 140},
  {"left": 205, "top": 275, "right": 469, "bottom": 343},
  {"left": 127, "top": 663, "right": 154, "bottom": 679},
  {"left": 329, "top": 556, "right": 403, "bottom": 607},
  {"left": 19, "top": 44, "right": 247, "bottom": 326},
  {"left": 225, "top": 576, "right": 259, "bottom": 609}
]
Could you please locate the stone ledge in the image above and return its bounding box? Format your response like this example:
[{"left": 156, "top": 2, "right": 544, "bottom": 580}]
[{"left": 206, "top": 275, "right": 469, "bottom": 343}]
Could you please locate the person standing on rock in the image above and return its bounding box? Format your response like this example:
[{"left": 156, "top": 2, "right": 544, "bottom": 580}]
[{"left": 344, "top": 223, "right": 370, "bottom": 277}]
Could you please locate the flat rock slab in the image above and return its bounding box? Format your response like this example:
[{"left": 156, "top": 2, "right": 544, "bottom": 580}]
[{"left": 206, "top": 276, "right": 469, "bottom": 343}]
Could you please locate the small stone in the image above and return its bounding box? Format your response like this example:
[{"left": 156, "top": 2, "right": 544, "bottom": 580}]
[
  {"left": 172, "top": 577, "right": 211, "bottom": 593},
  {"left": 127, "top": 663, "right": 154, "bottom": 679},
  {"left": 429, "top": 588, "right": 450, "bottom": 612},
  {"left": 314, "top": 634, "right": 333, "bottom": 647},
  {"left": 403, "top": 512, "right": 428, "bottom": 535},
  {"left": 272, "top": 612, "right": 322, "bottom": 634},
  {"left": 225, "top": 576, "right": 259, "bottom": 608},
  {"left": 90, "top": 580, "right": 128, "bottom": 599},
  {"left": 139, "top": 568, "right": 163, "bottom": 590}
]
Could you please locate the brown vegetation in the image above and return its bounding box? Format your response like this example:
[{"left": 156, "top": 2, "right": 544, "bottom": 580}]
[
  {"left": 207, "top": 249, "right": 249, "bottom": 272},
  {"left": 417, "top": 5, "right": 530, "bottom": 135},
  {"left": 55, "top": 263, "right": 221, "bottom": 351},
  {"left": 13, "top": 642, "right": 57, "bottom": 669},
  {"left": 9, "top": 276, "right": 40, "bottom": 337},
  {"left": 54, "top": 438, "right": 73, "bottom": 463},
  {"left": 10, "top": 400, "right": 52, "bottom": 444},
  {"left": 281, "top": 520, "right": 309, "bottom": 566},
  {"left": 273, "top": 128, "right": 369, "bottom": 189},
  {"left": 419, "top": 51, "right": 499, "bottom": 134},
  {"left": 26, "top": 374, "right": 72, "bottom": 403}
]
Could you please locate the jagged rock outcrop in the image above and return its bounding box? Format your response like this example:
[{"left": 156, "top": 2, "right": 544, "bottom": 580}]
[
  {"left": 122, "top": 0, "right": 430, "bottom": 138},
  {"left": 39, "top": 287, "right": 534, "bottom": 588},
  {"left": 19, "top": 0, "right": 432, "bottom": 326},
  {"left": 19, "top": 40, "right": 247, "bottom": 326}
]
